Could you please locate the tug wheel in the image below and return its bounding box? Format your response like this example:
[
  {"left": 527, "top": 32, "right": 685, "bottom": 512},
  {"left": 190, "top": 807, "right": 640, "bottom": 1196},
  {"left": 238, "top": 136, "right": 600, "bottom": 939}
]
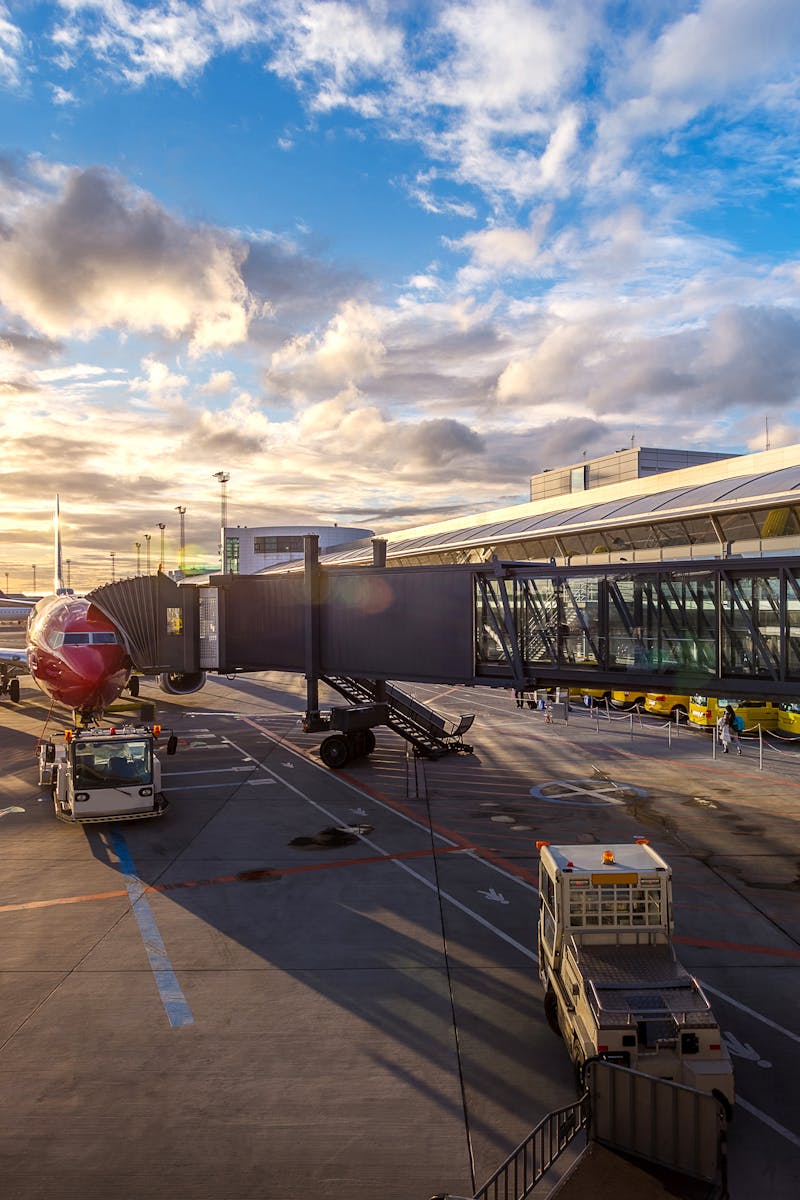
[
  {"left": 544, "top": 988, "right": 561, "bottom": 1036},
  {"left": 9, "top": 677, "right": 20, "bottom": 703}
]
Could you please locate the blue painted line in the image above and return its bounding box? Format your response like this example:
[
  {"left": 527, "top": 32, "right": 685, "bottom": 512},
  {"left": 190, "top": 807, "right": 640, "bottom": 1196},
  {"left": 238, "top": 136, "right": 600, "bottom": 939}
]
[{"left": 110, "top": 830, "right": 194, "bottom": 1029}]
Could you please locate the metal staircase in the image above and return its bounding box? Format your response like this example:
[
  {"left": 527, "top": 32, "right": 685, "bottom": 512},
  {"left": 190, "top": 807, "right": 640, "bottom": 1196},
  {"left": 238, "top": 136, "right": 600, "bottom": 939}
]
[{"left": 321, "top": 674, "right": 474, "bottom": 758}]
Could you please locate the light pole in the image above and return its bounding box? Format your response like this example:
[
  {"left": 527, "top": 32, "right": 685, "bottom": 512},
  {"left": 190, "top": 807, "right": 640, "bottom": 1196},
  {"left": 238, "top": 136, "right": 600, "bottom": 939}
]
[
  {"left": 144, "top": 534, "right": 151, "bottom": 574},
  {"left": 66, "top": 560, "right": 71, "bottom": 589},
  {"left": 32, "top": 565, "right": 37, "bottom": 592},
  {"left": 110, "top": 552, "right": 116, "bottom": 582},
  {"left": 174, "top": 506, "right": 186, "bottom": 574},
  {"left": 213, "top": 471, "right": 230, "bottom": 571},
  {"left": 158, "top": 523, "right": 166, "bottom": 571},
  {"left": 135, "top": 541, "right": 141, "bottom": 574}
]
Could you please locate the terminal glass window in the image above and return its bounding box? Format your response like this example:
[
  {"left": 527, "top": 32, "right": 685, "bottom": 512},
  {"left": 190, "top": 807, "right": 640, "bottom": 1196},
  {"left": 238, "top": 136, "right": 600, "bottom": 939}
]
[
  {"left": 224, "top": 535, "right": 239, "bottom": 574},
  {"left": 570, "top": 465, "right": 588, "bottom": 493},
  {"left": 568, "top": 881, "right": 663, "bottom": 928},
  {"left": 253, "top": 535, "right": 306, "bottom": 554}
]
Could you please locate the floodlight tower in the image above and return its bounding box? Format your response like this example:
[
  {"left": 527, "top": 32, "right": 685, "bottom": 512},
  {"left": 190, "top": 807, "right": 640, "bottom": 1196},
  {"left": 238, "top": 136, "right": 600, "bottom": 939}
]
[
  {"left": 135, "top": 541, "right": 142, "bottom": 574},
  {"left": 157, "top": 523, "right": 166, "bottom": 571},
  {"left": 213, "top": 471, "right": 230, "bottom": 571},
  {"left": 175, "top": 506, "right": 187, "bottom": 574},
  {"left": 144, "top": 534, "right": 151, "bottom": 574}
]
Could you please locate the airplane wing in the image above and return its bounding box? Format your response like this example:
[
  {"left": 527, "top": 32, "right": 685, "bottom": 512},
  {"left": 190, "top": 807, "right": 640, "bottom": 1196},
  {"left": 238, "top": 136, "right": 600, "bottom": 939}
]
[
  {"left": 0, "top": 600, "right": 34, "bottom": 623},
  {"left": 0, "top": 647, "right": 29, "bottom": 672}
]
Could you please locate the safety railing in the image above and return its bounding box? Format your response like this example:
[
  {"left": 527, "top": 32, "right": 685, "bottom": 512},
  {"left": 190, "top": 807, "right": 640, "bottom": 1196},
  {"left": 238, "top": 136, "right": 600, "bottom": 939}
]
[{"left": 472, "top": 1094, "right": 589, "bottom": 1200}]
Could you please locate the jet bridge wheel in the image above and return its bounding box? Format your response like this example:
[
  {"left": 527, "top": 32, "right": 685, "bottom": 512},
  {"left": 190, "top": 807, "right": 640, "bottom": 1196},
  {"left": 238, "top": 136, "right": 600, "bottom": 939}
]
[{"left": 320, "top": 735, "right": 351, "bottom": 770}]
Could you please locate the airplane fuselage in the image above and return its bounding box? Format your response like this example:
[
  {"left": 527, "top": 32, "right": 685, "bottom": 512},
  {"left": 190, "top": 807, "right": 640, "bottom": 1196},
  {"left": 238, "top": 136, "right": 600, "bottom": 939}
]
[{"left": 27, "top": 595, "right": 131, "bottom": 715}]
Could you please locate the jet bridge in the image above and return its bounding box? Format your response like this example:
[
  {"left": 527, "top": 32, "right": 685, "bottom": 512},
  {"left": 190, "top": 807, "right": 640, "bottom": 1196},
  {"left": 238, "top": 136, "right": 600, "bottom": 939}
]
[{"left": 88, "top": 544, "right": 800, "bottom": 763}]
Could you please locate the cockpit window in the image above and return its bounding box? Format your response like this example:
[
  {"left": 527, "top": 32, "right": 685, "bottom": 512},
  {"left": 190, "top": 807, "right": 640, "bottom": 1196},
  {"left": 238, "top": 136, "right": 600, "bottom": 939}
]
[{"left": 61, "top": 631, "right": 118, "bottom": 645}]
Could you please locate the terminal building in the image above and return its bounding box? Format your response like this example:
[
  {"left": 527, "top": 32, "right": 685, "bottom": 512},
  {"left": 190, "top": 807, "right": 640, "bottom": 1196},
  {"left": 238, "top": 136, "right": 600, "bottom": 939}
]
[
  {"left": 221, "top": 523, "right": 374, "bottom": 575},
  {"left": 301, "top": 443, "right": 800, "bottom": 570}
]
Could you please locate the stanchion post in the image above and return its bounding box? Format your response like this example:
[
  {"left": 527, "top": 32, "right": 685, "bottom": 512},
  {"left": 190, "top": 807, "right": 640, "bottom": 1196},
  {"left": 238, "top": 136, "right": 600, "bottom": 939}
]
[
  {"left": 629, "top": 711, "right": 633, "bottom": 739},
  {"left": 667, "top": 720, "right": 672, "bottom": 750},
  {"left": 712, "top": 723, "right": 717, "bottom": 760},
  {"left": 759, "top": 724, "right": 763, "bottom": 771}
]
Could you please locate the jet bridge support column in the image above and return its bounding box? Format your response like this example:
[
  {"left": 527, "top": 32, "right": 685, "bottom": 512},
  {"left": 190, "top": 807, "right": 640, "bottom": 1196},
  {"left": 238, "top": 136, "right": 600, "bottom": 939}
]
[
  {"left": 304, "top": 534, "right": 322, "bottom": 728},
  {"left": 372, "top": 538, "right": 387, "bottom": 705}
]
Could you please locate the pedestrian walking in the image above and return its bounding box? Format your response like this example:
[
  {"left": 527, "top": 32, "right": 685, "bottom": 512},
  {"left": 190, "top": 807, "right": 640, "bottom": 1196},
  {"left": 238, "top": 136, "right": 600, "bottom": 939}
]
[
  {"left": 717, "top": 712, "right": 732, "bottom": 753},
  {"left": 514, "top": 689, "right": 524, "bottom": 709},
  {"left": 725, "top": 704, "right": 743, "bottom": 755}
]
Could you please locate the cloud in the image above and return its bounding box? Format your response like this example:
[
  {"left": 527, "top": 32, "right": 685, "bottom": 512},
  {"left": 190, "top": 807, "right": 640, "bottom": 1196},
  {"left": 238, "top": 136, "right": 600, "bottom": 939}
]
[
  {"left": 269, "top": 299, "right": 387, "bottom": 395},
  {"left": 0, "top": 3, "right": 23, "bottom": 87},
  {"left": 0, "top": 164, "right": 255, "bottom": 353},
  {"left": 53, "top": 0, "right": 264, "bottom": 85},
  {"left": 200, "top": 369, "right": 235, "bottom": 396}
]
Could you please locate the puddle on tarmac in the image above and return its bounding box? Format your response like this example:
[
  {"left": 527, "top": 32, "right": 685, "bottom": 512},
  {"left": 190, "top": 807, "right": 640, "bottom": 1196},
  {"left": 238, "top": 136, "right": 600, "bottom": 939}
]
[{"left": 289, "top": 824, "right": 374, "bottom": 850}]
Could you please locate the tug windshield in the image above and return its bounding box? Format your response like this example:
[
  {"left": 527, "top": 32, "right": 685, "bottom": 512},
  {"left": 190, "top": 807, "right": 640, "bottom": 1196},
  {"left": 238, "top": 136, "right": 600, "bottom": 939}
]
[{"left": 72, "top": 739, "right": 153, "bottom": 788}]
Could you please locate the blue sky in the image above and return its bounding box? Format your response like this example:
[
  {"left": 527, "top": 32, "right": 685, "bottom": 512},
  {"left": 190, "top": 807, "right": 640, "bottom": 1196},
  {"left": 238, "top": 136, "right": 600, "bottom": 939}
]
[{"left": 2, "top": 0, "right": 800, "bottom": 587}]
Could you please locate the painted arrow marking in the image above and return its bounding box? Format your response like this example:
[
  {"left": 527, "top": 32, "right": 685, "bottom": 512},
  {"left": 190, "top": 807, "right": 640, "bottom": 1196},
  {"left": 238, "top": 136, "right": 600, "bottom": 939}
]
[
  {"left": 723, "top": 1030, "right": 772, "bottom": 1068},
  {"left": 479, "top": 887, "right": 509, "bottom": 905},
  {"left": 0, "top": 806, "right": 25, "bottom": 818}
]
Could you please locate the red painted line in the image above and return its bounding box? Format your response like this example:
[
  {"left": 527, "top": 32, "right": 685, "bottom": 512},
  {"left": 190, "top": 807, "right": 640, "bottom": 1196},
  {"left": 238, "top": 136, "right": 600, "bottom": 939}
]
[
  {"left": 0, "top": 844, "right": 475, "bottom": 915},
  {"left": 674, "top": 934, "right": 800, "bottom": 960}
]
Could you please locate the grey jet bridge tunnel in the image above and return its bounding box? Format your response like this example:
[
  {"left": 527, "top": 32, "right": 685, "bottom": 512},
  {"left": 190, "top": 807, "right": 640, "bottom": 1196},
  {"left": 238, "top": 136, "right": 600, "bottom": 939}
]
[{"left": 88, "top": 542, "right": 800, "bottom": 758}]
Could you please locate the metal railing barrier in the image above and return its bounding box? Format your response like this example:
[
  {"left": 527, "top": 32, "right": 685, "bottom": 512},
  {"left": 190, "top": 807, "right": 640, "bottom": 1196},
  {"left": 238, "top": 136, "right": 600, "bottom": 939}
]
[{"left": 471, "top": 1093, "right": 589, "bottom": 1200}]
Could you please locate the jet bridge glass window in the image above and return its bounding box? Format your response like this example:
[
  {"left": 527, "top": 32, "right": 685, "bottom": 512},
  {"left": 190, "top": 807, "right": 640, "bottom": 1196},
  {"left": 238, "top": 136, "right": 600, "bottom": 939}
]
[
  {"left": 568, "top": 881, "right": 662, "bottom": 928},
  {"left": 166, "top": 607, "right": 184, "bottom": 636}
]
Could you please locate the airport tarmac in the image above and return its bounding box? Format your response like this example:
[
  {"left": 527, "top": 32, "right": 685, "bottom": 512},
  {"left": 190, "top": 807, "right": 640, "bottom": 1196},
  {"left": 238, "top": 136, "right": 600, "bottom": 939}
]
[{"left": 0, "top": 671, "right": 799, "bottom": 1199}]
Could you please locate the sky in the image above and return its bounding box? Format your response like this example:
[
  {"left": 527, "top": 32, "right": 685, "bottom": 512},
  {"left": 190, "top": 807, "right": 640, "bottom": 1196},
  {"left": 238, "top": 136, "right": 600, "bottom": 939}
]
[{"left": 2, "top": 0, "right": 800, "bottom": 590}]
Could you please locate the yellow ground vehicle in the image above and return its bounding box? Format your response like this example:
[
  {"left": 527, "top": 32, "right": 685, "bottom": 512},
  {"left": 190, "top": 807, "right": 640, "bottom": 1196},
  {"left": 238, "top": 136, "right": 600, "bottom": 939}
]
[
  {"left": 537, "top": 841, "right": 734, "bottom": 1114},
  {"left": 610, "top": 688, "right": 646, "bottom": 709},
  {"left": 688, "top": 696, "right": 781, "bottom": 732},
  {"left": 578, "top": 686, "right": 611, "bottom": 703},
  {"left": 777, "top": 702, "right": 800, "bottom": 737},
  {"left": 644, "top": 692, "right": 692, "bottom": 720}
]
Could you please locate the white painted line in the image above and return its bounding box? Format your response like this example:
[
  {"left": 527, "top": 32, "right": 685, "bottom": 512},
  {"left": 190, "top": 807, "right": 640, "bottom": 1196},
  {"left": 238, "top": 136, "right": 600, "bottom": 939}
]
[
  {"left": 700, "top": 982, "right": 800, "bottom": 1046},
  {"left": 0, "top": 806, "right": 25, "bottom": 818},
  {"left": 735, "top": 1096, "right": 800, "bottom": 1148},
  {"left": 167, "top": 769, "right": 251, "bottom": 778}
]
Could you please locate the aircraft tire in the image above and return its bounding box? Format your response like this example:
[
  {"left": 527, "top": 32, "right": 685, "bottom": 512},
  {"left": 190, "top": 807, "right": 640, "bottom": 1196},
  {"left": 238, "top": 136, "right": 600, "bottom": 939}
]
[
  {"left": 128, "top": 675, "right": 140, "bottom": 697},
  {"left": 9, "top": 678, "right": 20, "bottom": 703}
]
